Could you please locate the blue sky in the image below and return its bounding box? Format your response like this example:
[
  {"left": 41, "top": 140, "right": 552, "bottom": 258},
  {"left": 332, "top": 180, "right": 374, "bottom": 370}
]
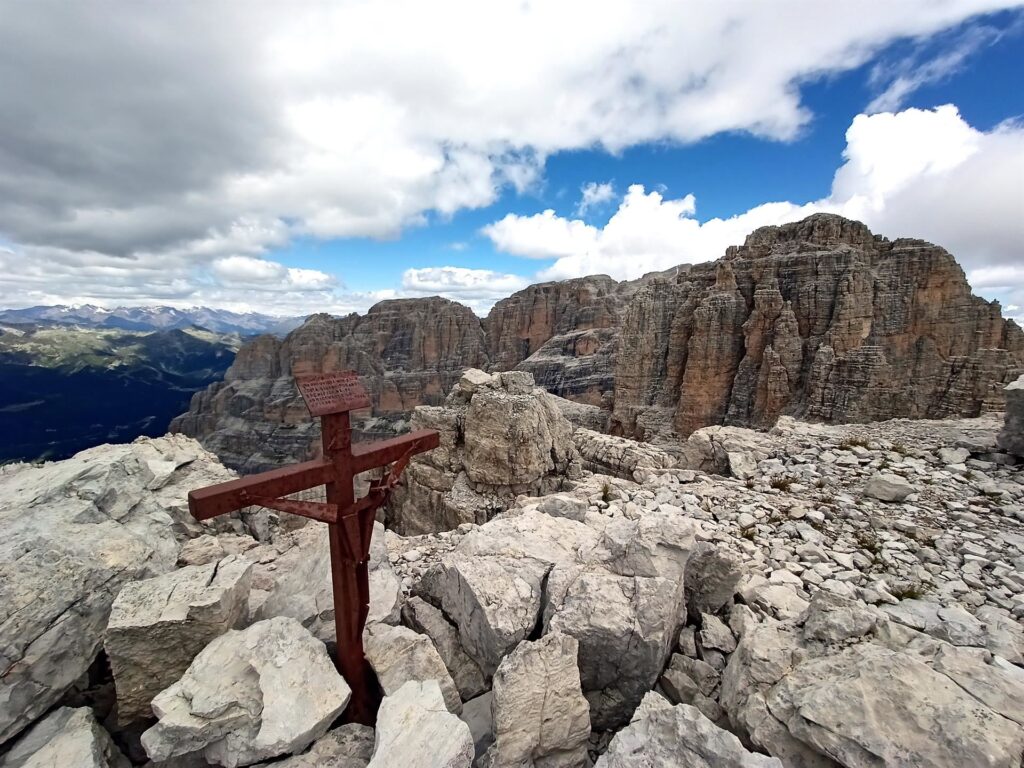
[
  {"left": 1, "top": 2, "right": 1022, "bottom": 319},
  {"left": 283, "top": 11, "right": 1024, "bottom": 303}
]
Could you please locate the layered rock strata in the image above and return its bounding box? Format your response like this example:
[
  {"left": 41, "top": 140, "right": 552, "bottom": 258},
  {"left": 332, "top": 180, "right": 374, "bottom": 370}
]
[
  {"left": 612, "top": 215, "right": 1023, "bottom": 439},
  {"left": 999, "top": 374, "right": 1024, "bottom": 456},
  {"left": 484, "top": 276, "right": 627, "bottom": 373},
  {"left": 174, "top": 215, "right": 1021, "bottom": 474},
  {"left": 386, "top": 369, "right": 579, "bottom": 535},
  {"left": 171, "top": 298, "right": 489, "bottom": 472}
]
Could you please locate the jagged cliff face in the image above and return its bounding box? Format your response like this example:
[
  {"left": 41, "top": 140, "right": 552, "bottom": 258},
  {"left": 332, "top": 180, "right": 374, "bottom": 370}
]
[
  {"left": 171, "top": 298, "right": 487, "bottom": 471},
  {"left": 485, "top": 276, "right": 624, "bottom": 368},
  {"left": 173, "top": 214, "right": 1023, "bottom": 471},
  {"left": 485, "top": 275, "right": 631, "bottom": 403},
  {"left": 611, "top": 215, "right": 1024, "bottom": 439}
]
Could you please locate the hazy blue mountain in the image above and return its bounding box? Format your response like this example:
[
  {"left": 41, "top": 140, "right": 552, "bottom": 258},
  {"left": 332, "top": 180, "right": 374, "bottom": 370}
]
[
  {"left": 0, "top": 305, "right": 306, "bottom": 336},
  {"left": 0, "top": 323, "right": 241, "bottom": 463}
]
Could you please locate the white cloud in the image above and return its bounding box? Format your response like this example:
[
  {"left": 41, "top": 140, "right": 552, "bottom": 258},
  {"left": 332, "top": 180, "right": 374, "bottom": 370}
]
[
  {"left": 483, "top": 210, "right": 601, "bottom": 260},
  {"left": 0, "top": 1, "right": 1019, "bottom": 310},
  {"left": 401, "top": 266, "right": 530, "bottom": 314},
  {"left": 575, "top": 182, "right": 616, "bottom": 216},
  {"left": 211, "top": 255, "right": 287, "bottom": 283},
  {"left": 485, "top": 106, "right": 1024, "bottom": 301}
]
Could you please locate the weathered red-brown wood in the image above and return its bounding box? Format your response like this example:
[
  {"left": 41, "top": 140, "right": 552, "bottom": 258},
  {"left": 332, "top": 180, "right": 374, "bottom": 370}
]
[{"left": 185, "top": 371, "right": 438, "bottom": 725}]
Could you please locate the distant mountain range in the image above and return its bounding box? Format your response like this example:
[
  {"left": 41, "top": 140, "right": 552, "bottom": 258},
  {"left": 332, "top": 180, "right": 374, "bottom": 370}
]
[
  {"left": 0, "top": 323, "right": 242, "bottom": 463},
  {"left": 0, "top": 305, "right": 306, "bottom": 335}
]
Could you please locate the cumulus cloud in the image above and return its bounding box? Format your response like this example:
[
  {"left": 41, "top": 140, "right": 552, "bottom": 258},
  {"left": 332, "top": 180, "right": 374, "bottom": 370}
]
[
  {"left": 0, "top": 1, "right": 1019, "bottom": 310},
  {"left": 484, "top": 106, "right": 1024, "bottom": 313},
  {"left": 209, "top": 255, "right": 335, "bottom": 290},
  {"left": 575, "top": 182, "right": 616, "bottom": 216},
  {"left": 401, "top": 266, "right": 530, "bottom": 314}
]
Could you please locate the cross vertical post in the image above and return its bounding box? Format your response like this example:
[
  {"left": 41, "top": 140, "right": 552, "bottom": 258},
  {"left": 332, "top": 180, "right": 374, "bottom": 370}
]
[{"left": 185, "top": 371, "right": 439, "bottom": 725}]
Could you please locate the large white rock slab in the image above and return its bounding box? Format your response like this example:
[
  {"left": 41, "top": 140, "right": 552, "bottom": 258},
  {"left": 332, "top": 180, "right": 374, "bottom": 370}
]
[
  {"left": 595, "top": 699, "right": 781, "bottom": 768},
  {"left": 768, "top": 642, "right": 1024, "bottom": 767},
  {"left": 367, "top": 680, "right": 474, "bottom": 768},
  {"left": 0, "top": 707, "right": 130, "bottom": 768},
  {"left": 432, "top": 510, "right": 595, "bottom": 675},
  {"left": 141, "top": 617, "right": 350, "bottom": 768},
  {"left": 364, "top": 622, "right": 461, "bottom": 713},
  {"left": 722, "top": 592, "right": 1024, "bottom": 768},
  {"left": 387, "top": 371, "right": 579, "bottom": 535},
  {"left": 486, "top": 632, "right": 590, "bottom": 768},
  {"left": 0, "top": 435, "right": 235, "bottom": 744},
  {"left": 105, "top": 553, "right": 253, "bottom": 722},
  {"left": 863, "top": 472, "right": 915, "bottom": 502},
  {"left": 425, "top": 507, "right": 696, "bottom": 729},
  {"left": 438, "top": 553, "right": 552, "bottom": 676},
  {"left": 402, "top": 597, "right": 486, "bottom": 700},
  {"left": 255, "top": 522, "right": 399, "bottom": 642}
]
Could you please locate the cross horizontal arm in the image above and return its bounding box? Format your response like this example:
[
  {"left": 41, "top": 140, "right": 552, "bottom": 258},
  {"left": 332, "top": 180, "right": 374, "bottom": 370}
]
[
  {"left": 349, "top": 429, "right": 440, "bottom": 474},
  {"left": 250, "top": 496, "right": 339, "bottom": 524},
  {"left": 188, "top": 458, "right": 334, "bottom": 520}
]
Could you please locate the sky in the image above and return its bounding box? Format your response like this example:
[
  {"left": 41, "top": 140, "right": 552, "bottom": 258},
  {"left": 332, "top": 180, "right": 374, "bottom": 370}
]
[{"left": 0, "top": 1, "right": 1022, "bottom": 320}]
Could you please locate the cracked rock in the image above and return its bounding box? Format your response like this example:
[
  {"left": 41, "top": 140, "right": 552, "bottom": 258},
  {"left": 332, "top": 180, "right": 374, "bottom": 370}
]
[
  {"left": 105, "top": 553, "right": 253, "bottom": 723},
  {"left": 141, "top": 617, "right": 350, "bottom": 767}
]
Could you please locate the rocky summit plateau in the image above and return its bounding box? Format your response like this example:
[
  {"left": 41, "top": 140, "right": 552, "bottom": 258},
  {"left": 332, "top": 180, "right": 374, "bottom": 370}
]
[
  {"left": 170, "top": 214, "right": 1022, "bottom": 472},
  {"left": 2, "top": 215, "right": 1024, "bottom": 768},
  {"left": 2, "top": 359, "right": 1024, "bottom": 767}
]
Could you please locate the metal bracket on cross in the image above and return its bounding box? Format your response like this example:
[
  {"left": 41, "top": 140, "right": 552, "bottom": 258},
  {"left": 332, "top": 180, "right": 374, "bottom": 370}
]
[{"left": 185, "top": 370, "right": 439, "bottom": 724}]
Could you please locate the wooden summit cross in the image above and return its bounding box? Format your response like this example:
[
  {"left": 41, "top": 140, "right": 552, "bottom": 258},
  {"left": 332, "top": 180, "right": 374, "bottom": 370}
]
[{"left": 186, "top": 370, "right": 439, "bottom": 724}]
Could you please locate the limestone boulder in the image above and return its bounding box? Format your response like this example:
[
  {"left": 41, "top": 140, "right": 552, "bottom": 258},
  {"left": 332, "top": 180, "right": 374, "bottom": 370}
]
[
  {"left": 768, "top": 643, "right": 1024, "bottom": 767},
  {"left": 485, "top": 632, "right": 590, "bottom": 768},
  {"left": 465, "top": 389, "right": 561, "bottom": 486},
  {"left": 255, "top": 521, "right": 399, "bottom": 643},
  {"left": 423, "top": 506, "right": 697, "bottom": 729},
  {"left": 0, "top": 707, "right": 130, "bottom": 768},
  {"left": 387, "top": 371, "right": 579, "bottom": 535},
  {"left": 252, "top": 725, "right": 374, "bottom": 768},
  {"left": 368, "top": 681, "right": 474, "bottom": 768},
  {"left": 401, "top": 597, "right": 486, "bottom": 701},
  {"left": 684, "top": 542, "right": 745, "bottom": 618},
  {"left": 544, "top": 564, "right": 687, "bottom": 729},
  {"left": 0, "top": 435, "right": 235, "bottom": 744},
  {"left": 430, "top": 512, "right": 596, "bottom": 675},
  {"left": 573, "top": 427, "right": 677, "bottom": 480},
  {"left": 437, "top": 553, "right": 552, "bottom": 677},
  {"left": 998, "top": 374, "right": 1024, "bottom": 456},
  {"left": 720, "top": 592, "right": 1024, "bottom": 768},
  {"left": 677, "top": 426, "right": 777, "bottom": 477},
  {"left": 364, "top": 622, "right": 462, "bottom": 713},
  {"left": 141, "top": 617, "right": 350, "bottom": 767},
  {"left": 105, "top": 553, "right": 253, "bottom": 723},
  {"left": 596, "top": 698, "right": 781, "bottom": 768},
  {"left": 863, "top": 472, "right": 916, "bottom": 502}
]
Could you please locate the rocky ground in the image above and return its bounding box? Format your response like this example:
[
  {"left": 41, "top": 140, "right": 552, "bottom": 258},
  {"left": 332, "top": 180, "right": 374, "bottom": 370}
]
[{"left": 2, "top": 370, "right": 1024, "bottom": 767}]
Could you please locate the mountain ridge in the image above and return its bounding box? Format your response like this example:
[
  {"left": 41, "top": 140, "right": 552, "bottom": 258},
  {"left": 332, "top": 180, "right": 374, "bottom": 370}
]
[
  {"left": 0, "top": 304, "right": 307, "bottom": 336},
  {"left": 171, "top": 214, "right": 1024, "bottom": 472},
  {"left": 0, "top": 324, "right": 240, "bottom": 462}
]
